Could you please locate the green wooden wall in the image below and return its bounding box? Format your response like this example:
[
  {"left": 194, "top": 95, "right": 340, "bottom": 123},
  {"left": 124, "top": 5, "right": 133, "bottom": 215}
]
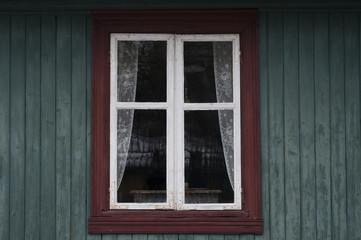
[{"left": 0, "top": 11, "right": 360, "bottom": 240}]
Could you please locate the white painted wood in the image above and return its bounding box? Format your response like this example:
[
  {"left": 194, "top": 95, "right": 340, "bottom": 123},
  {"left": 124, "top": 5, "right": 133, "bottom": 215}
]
[
  {"left": 109, "top": 33, "right": 174, "bottom": 210},
  {"left": 175, "top": 36, "right": 184, "bottom": 210},
  {"left": 182, "top": 103, "right": 235, "bottom": 110},
  {"left": 232, "top": 35, "right": 242, "bottom": 208},
  {"left": 175, "top": 34, "right": 239, "bottom": 42},
  {"left": 166, "top": 35, "right": 176, "bottom": 209},
  {"left": 175, "top": 34, "right": 242, "bottom": 210},
  {"left": 109, "top": 33, "right": 242, "bottom": 210},
  {"left": 109, "top": 34, "right": 118, "bottom": 209},
  {"left": 115, "top": 102, "right": 169, "bottom": 109}
]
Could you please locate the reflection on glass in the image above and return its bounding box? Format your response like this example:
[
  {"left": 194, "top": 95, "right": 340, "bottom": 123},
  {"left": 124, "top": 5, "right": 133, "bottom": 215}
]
[
  {"left": 184, "top": 41, "right": 233, "bottom": 103},
  {"left": 117, "top": 41, "right": 166, "bottom": 102},
  {"left": 117, "top": 110, "right": 166, "bottom": 203},
  {"left": 184, "top": 110, "right": 234, "bottom": 204}
]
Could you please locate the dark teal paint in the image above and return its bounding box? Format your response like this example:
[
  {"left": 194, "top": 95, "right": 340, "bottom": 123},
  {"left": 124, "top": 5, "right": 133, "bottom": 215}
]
[
  {"left": 299, "top": 12, "right": 317, "bottom": 240},
  {"left": 25, "top": 15, "right": 41, "bottom": 240},
  {"left": 344, "top": 14, "right": 361, "bottom": 240},
  {"left": 0, "top": 14, "right": 10, "bottom": 240},
  {"left": 283, "top": 12, "right": 300, "bottom": 240},
  {"left": 10, "top": 15, "right": 26, "bottom": 240},
  {"left": 329, "top": 13, "right": 348, "bottom": 240},
  {"left": 267, "top": 12, "right": 285, "bottom": 240},
  {"left": 40, "top": 15, "right": 57, "bottom": 240}
]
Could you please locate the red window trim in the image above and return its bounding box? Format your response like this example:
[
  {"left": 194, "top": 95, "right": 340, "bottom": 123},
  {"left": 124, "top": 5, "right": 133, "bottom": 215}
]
[{"left": 89, "top": 10, "right": 262, "bottom": 234}]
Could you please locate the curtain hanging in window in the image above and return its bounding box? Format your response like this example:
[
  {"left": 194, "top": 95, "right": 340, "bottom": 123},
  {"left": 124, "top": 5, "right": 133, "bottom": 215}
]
[
  {"left": 213, "top": 42, "right": 234, "bottom": 190},
  {"left": 117, "top": 42, "right": 139, "bottom": 189}
]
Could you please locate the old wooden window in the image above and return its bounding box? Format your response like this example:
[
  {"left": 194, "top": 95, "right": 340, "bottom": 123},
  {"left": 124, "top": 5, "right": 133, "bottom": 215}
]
[
  {"left": 90, "top": 10, "right": 262, "bottom": 234},
  {"left": 109, "top": 33, "right": 241, "bottom": 211}
]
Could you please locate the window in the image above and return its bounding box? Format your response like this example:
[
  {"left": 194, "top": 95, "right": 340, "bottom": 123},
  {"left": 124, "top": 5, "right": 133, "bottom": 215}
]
[
  {"left": 110, "top": 33, "right": 241, "bottom": 211},
  {"left": 90, "top": 10, "right": 262, "bottom": 234}
]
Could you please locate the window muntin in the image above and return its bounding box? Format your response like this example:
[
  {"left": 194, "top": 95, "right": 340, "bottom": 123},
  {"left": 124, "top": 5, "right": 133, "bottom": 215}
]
[{"left": 109, "top": 34, "right": 241, "bottom": 210}]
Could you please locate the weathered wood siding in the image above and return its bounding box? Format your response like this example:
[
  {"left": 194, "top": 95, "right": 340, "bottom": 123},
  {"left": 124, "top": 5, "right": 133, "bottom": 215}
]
[{"left": 0, "top": 11, "right": 360, "bottom": 240}]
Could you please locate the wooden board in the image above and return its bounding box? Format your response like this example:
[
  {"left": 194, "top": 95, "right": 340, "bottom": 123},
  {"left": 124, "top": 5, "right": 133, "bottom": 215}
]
[
  {"left": 267, "top": 12, "right": 285, "bottom": 240},
  {"left": 283, "top": 12, "right": 301, "bottom": 240},
  {"left": 71, "top": 15, "right": 88, "bottom": 240},
  {"left": 314, "top": 13, "right": 331, "bottom": 240},
  {"left": 0, "top": 14, "right": 10, "bottom": 240},
  {"left": 299, "top": 12, "right": 317, "bottom": 240},
  {"left": 55, "top": 15, "right": 72, "bottom": 240},
  {"left": 40, "top": 15, "right": 57, "bottom": 240},
  {"left": 329, "top": 13, "right": 348, "bottom": 240},
  {"left": 344, "top": 13, "right": 361, "bottom": 240},
  {"left": 25, "top": 15, "right": 41, "bottom": 240},
  {"left": 10, "top": 15, "right": 26, "bottom": 240}
]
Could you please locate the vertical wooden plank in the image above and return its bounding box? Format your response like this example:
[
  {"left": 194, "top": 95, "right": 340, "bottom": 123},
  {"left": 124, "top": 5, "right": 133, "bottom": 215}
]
[
  {"left": 56, "top": 15, "right": 72, "bottom": 240},
  {"left": 117, "top": 234, "right": 133, "bottom": 240},
  {"left": 314, "top": 13, "right": 331, "bottom": 240},
  {"left": 194, "top": 235, "right": 209, "bottom": 240},
  {"left": 9, "top": 15, "right": 26, "bottom": 240},
  {"left": 179, "top": 234, "right": 192, "bottom": 240},
  {"left": 209, "top": 235, "right": 224, "bottom": 240},
  {"left": 0, "top": 14, "right": 10, "bottom": 240},
  {"left": 238, "top": 235, "right": 253, "bottom": 240},
  {"left": 40, "top": 15, "right": 56, "bottom": 240},
  {"left": 164, "top": 234, "right": 178, "bottom": 240},
  {"left": 344, "top": 13, "right": 361, "bottom": 240},
  {"left": 133, "top": 234, "right": 148, "bottom": 240},
  {"left": 299, "top": 12, "right": 316, "bottom": 240},
  {"left": 71, "top": 15, "right": 87, "bottom": 240},
  {"left": 283, "top": 12, "right": 301, "bottom": 240},
  {"left": 329, "top": 13, "right": 347, "bottom": 240},
  {"left": 224, "top": 235, "right": 239, "bottom": 240},
  {"left": 267, "top": 12, "right": 285, "bottom": 240},
  {"left": 103, "top": 235, "right": 117, "bottom": 240},
  {"left": 255, "top": 12, "right": 270, "bottom": 240},
  {"left": 24, "top": 15, "right": 41, "bottom": 240},
  {"left": 148, "top": 234, "right": 164, "bottom": 240}
]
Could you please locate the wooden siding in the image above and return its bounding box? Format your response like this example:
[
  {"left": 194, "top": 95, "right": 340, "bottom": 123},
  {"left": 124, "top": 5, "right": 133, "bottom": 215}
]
[{"left": 0, "top": 11, "right": 360, "bottom": 240}]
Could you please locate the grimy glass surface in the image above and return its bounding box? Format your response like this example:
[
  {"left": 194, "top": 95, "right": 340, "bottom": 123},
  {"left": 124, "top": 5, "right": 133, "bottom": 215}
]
[
  {"left": 183, "top": 41, "right": 233, "bottom": 103},
  {"left": 184, "top": 110, "right": 234, "bottom": 203},
  {"left": 117, "top": 41, "right": 167, "bottom": 102},
  {"left": 117, "top": 110, "right": 166, "bottom": 203}
]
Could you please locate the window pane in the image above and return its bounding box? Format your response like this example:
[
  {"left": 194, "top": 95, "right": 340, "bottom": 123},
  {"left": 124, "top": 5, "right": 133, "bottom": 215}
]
[
  {"left": 184, "top": 41, "right": 233, "bottom": 103},
  {"left": 117, "top": 110, "right": 166, "bottom": 203},
  {"left": 117, "top": 41, "right": 167, "bottom": 102},
  {"left": 184, "top": 110, "right": 234, "bottom": 203}
]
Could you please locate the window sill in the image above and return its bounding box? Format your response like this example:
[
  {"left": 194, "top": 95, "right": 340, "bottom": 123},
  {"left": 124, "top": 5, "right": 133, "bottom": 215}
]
[{"left": 89, "top": 210, "right": 263, "bottom": 234}]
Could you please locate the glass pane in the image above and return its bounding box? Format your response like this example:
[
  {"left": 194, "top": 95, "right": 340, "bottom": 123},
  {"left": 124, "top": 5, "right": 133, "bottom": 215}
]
[
  {"left": 184, "top": 110, "right": 234, "bottom": 204},
  {"left": 117, "top": 110, "right": 166, "bottom": 203},
  {"left": 117, "top": 41, "right": 166, "bottom": 102},
  {"left": 184, "top": 41, "right": 233, "bottom": 103}
]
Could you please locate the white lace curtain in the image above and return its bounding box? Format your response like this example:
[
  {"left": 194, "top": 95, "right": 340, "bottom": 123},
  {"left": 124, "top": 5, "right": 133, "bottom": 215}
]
[
  {"left": 116, "top": 41, "right": 234, "bottom": 191},
  {"left": 117, "top": 42, "right": 139, "bottom": 189},
  {"left": 213, "top": 42, "right": 234, "bottom": 190}
]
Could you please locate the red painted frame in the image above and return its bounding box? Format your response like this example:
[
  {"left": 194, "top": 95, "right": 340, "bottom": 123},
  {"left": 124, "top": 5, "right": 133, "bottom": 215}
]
[{"left": 89, "top": 10, "right": 262, "bottom": 234}]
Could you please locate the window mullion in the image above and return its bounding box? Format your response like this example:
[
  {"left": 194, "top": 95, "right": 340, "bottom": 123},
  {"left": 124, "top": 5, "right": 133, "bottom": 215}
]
[
  {"left": 174, "top": 35, "right": 185, "bottom": 210},
  {"left": 166, "top": 35, "right": 176, "bottom": 209}
]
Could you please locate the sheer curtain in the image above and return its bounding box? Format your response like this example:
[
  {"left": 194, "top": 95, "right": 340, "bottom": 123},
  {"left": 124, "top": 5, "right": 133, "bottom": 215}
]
[
  {"left": 117, "top": 42, "right": 139, "bottom": 189},
  {"left": 213, "top": 42, "right": 234, "bottom": 190}
]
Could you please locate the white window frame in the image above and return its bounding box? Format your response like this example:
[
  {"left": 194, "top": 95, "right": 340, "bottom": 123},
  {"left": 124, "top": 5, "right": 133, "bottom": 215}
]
[{"left": 109, "top": 33, "right": 241, "bottom": 210}]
